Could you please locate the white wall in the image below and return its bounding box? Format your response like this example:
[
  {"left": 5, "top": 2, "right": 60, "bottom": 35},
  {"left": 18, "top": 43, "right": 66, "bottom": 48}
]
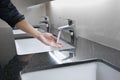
[
  {"left": 12, "top": 0, "right": 47, "bottom": 25},
  {"left": 46, "top": 0, "right": 120, "bottom": 50}
]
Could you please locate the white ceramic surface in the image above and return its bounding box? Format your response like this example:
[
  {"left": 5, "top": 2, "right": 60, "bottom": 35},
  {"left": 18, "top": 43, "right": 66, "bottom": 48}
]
[
  {"left": 21, "top": 62, "right": 120, "bottom": 80},
  {"left": 15, "top": 38, "right": 75, "bottom": 55},
  {"left": 21, "top": 62, "right": 97, "bottom": 80}
]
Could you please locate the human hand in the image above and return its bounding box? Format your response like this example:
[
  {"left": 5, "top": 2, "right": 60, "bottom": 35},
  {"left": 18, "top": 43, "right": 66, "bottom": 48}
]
[
  {"left": 15, "top": 20, "right": 62, "bottom": 48},
  {"left": 36, "top": 32, "right": 63, "bottom": 48}
]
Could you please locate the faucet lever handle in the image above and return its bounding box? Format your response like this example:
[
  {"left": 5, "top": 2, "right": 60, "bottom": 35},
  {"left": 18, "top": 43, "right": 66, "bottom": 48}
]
[{"left": 67, "top": 19, "right": 73, "bottom": 26}]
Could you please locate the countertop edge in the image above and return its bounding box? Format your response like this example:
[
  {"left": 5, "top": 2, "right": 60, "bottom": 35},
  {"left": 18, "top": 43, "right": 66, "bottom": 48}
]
[{"left": 21, "top": 58, "right": 120, "bottom": 74}]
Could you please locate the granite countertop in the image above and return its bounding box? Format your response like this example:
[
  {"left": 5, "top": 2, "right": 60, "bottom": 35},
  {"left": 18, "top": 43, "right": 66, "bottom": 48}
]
[
  {"left": 22, "top": 36, "right": 120, "bottom": 73},
  {"left": 74, "top": 37, "right": 120, "bottom": 71}
]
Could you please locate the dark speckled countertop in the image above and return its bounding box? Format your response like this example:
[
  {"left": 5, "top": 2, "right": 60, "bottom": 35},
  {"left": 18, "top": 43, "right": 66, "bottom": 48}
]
[
  {"left": 22, "top": 36, "right": 120, "bottom": 73},
  {"left": 75, "top": 37, "right": 120, "bottom": 71}
]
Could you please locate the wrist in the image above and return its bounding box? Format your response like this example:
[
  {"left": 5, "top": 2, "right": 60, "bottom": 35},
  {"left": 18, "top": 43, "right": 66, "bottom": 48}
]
[{"left": 33, "top": 31, "right": 42, "bottom": 39}]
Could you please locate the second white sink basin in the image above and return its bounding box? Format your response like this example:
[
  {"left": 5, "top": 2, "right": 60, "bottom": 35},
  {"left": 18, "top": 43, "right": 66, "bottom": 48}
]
[
  {"left": 15, "top": 38, "right": 75, "bottom": 55},
  {"left": 21, "top": 61, "right": 120, "bottom": 80}
]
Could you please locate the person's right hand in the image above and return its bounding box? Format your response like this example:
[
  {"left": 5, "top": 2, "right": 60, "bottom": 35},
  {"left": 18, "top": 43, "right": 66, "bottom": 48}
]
[
  {"left": 15, "top": 20, "right": 62, "bottom": 48},
  {"left": 36, "top": 32, "right": 63, "bottom": 48}
]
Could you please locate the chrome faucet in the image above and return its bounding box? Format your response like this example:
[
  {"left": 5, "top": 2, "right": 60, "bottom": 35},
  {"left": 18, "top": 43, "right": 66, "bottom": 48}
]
[
  {"left": 57, "top": 19, "right": 76, "bottom": 45},
  {"left": 57, "top": 19, "right": 76, "bottom": 60},
  {"left": 40, "top": 16, "right": 50, "bottom": 32}
]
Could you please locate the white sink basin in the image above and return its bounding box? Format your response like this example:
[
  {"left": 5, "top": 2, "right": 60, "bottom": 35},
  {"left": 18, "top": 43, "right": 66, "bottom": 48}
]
[
  {"left": 15, "top": 38, "right": 75, "bottom": 55},
  {"left": 21, "top": 61, "right": 120, "bottom": 80}
]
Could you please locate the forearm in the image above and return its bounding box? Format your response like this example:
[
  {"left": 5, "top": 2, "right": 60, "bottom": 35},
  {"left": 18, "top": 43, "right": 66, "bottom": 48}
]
[
  {"left": 15, "top": 19, "right": 41, "bottom": 38},
  {"left": 15, "top": 19, "right": 62, "bottom": 48}
]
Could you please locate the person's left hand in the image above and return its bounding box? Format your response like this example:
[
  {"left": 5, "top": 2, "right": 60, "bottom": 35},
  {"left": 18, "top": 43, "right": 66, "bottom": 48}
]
[{"left": 36, "top": 32, "right": 62, "bottom": 48}]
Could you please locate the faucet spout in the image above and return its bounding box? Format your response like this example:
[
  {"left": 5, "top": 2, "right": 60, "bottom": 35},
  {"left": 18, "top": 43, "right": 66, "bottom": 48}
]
[
  {"left": 58, "top": 19, "right": 73, "bottom": 31},
  {"left": 58, "top": 25, "right": 70, "bottom": 30}
]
